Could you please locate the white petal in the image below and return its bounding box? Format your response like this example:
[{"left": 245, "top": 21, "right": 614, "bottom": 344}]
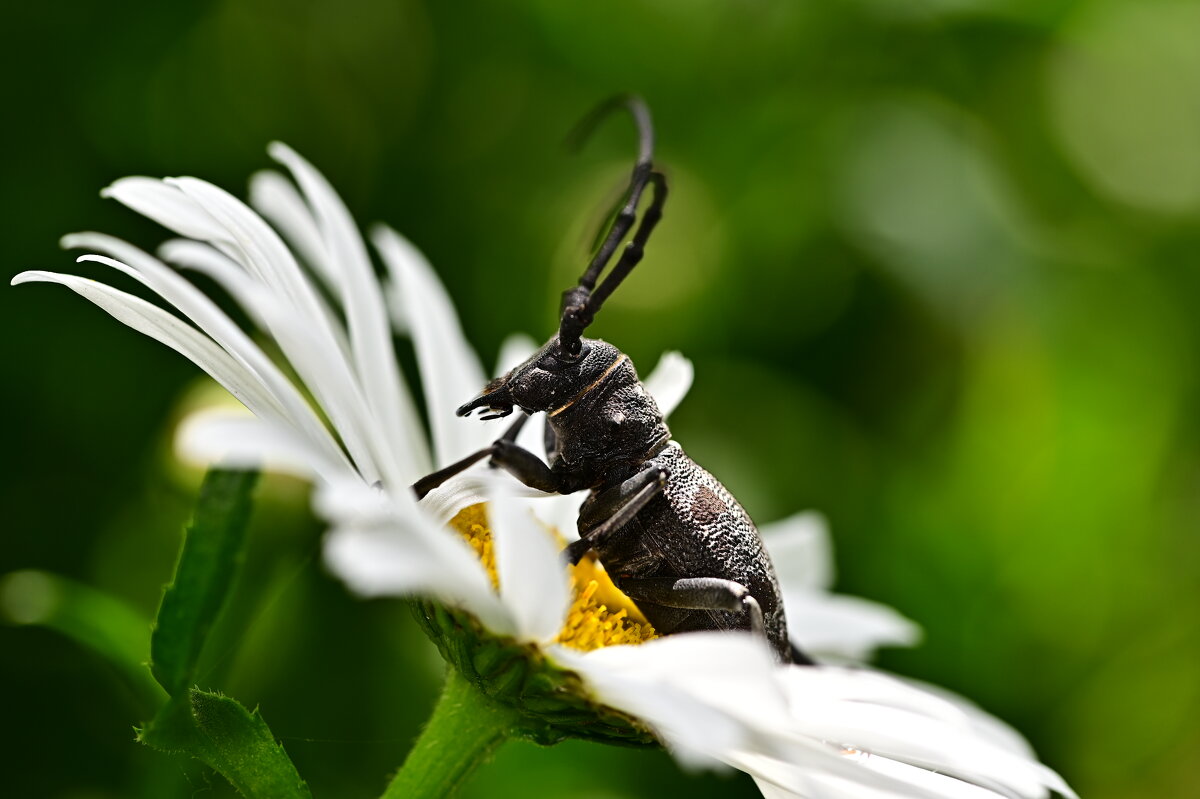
[
  {"left": 165, "top": 176, "right": 392, "bottom": 485},
  {"left": 248, "top": 169, "right": 335, "bottom": 290},
  {"left": 64, "top": 233, "right": 351, "bottom": 476},
  {"left": 750, "top": 752, "right": 1012, "bottom": 799},
  {"left": 12, "top": 271, "right": 281, "bottom": 422},
  {"left": 786, "top": 592, "right": 921, "bottom": 662},
  {"left": 318, "top": 480, "right": 513, "bottom": 635},
  {"left": 102, "top": 177, "right": 227, "bottom": 242},
  {"left": 160, "top": 237, "right": 353, "bottom": 362},
  {"left": 268, "top": 143, "right": 430, "bottom": 485},
  {"left": 735, "top": 666, "right": 1075, "bottom": 799},
  {"left": 553, "top": 632, "right": 794, "bottom": 770},
  {"left": 643, "top": 350, "right": 694, "bottom": 419},
  {"left": 778, "top": 667, "right": 1074, "bottom": 799},
  {"left": 761, "top": 511, "right": 835, "bottom": 593},
  {"left": 889, "top": 676, "right": 1037, "bottom": 759},
  {"left": 373, "top": 224, "right": 488, "bottom": 465},
  {"left": 419, "top": 475, "right": 492, "bottom": 527},
  {"left": 176, "top": 409, "right": 346, "bottom": 483},
  {"left": 419, "top": 472, "right": 551, "bottom": 529},
  {"left": 816, "top": 753, "right": 1026, "bottom": 799},
  {"left": 529, "top": 491, "right": 586, "bottom": 543},
  {"left": 488, "top": 483, "right": 570, "bottom": 642},
  {"left": 741, "top": 750, "right": 936, "bottom": 799}
]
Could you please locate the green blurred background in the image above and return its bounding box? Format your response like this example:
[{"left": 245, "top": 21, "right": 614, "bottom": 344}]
[{"left": 4, "top": 1, "right": 1199, "bottom": 797}]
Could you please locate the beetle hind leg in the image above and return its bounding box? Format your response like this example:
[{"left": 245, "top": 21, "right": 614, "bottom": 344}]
[{"left": 616, "top": 576, "right": 766, "bottom": 639}]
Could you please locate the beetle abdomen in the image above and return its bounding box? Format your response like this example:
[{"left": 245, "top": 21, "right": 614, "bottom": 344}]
[{"left": 588, "top": 443, "right": 789, "bottom": 658}]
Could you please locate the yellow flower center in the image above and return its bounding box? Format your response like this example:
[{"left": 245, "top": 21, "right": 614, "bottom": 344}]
[{"left": 449, "top": 504, "right": 657, "bottom": 651}]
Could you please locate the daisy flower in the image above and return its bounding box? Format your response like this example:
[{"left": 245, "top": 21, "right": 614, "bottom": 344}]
[{"left": 12, "top": 146, "right": 1075, "bottom": 799}]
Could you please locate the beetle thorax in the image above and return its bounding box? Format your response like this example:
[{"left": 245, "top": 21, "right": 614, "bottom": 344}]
[{"left": 547, "top": 354, "right": 670, "bottom": 482}]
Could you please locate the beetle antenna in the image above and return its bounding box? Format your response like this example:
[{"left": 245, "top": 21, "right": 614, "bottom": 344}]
[{"left": 558, "top": 95, "right": 666, "bottom": 359}]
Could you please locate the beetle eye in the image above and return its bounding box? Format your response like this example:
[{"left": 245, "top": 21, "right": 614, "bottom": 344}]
[{"left": 540, "top": 342, "right": 589, "bottom": 372}]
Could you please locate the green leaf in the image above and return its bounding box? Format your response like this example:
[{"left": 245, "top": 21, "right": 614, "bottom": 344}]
[
  {"left": 0, "top": 570, "right": 164, "bottom": 708},
  {"left": 138, "top": 693, "right": 197, "bottom": 753},
  {"left": 138, "top": 469, "right": 310, "bottom": 797},
  {"left": 141, "top": 690, "right": 311, "bottom": 799},
  {"left": 189, "top": 690, "right": 310, "bottom": 799},
  {"left": 151, "top": 468, "right": 259, "bottom": 696}
]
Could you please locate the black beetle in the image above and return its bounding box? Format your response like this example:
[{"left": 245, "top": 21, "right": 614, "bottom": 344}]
[{"left": 414, "top": 96, "right": 810, "bottom": 665}]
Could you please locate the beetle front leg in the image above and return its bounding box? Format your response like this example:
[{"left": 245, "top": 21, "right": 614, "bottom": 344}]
[
  {"left": 412, "top": 413, "right": 565, "bottom": 499},
  {"left": 487, "top": 439, "right": 562, "bottom": 493},
  {"left": 616, "top": 576, "right": 767, "bottom": 640}
]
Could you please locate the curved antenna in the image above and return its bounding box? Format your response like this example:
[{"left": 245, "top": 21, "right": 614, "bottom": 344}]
[{"left": 558, "top": 95, "right": 667, "bottom": 359}]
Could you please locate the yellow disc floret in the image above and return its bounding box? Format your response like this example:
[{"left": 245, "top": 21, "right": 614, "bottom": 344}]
[{"left": 448, "top": 503, "right": 657, "bottom": 651}]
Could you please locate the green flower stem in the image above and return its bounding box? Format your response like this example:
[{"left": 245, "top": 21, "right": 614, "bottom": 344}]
[{"left": 383, "top": 667, "right": 520, "bottom": 799}]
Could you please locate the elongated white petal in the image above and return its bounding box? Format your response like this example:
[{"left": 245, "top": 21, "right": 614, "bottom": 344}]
[
  {"left": 126, "top": 171, "right": 375, "bottom": 481},
  {"left": 420, "top": 473, "right": 551, "bottom": 529},
  {"left": 177, "top": 410, "right": 347, "bottom": 484},
  {"left": 762, "top": 511, "right": 921, "bottom": 661},
  {"left": 750, "top": 752, "right": 1012, "bottom": 799},
  {"left": 63, "top": 234, "right": 351, "bottom": 476},
  {"left": 736, "top": 666, "right": 1074, "bottom": 799},
  {"left": 893, "top": 676, "right": 1036, "bottom": 759},
  {"left": 11, "top": 271, "right": 282, "bottom": 421},
  {"left": 419, "top": 475, "right": 490, "bottom": 527},
  {"left": 269, "top": 143, "right": 430, "bottom": 485},
  {"left": 554, "top": 633, "right": 795, "bottom": 770},
  {"left": 102, "top": 177, "right": 228, "bottom": 242},
  {"left": 787, "top": 592, "right": 921, "bottom": 662},
  {"left": 373, "top": 224, "right": 488, "bottom": 465},
  {"left": 160, "top": 237, "right": 352, "bottom": 360},
  {"left": 811, "top": 753, "right": 1027, "bottom": 799},
  {"left": 643, "top": 351, "right": 694, "bottom": 419},
  {"left": 319, "top": 479, "right": 513, "bottom": 635},
  {"left": 488, "top": 483, "right": 570, "bottom": 642},
  {"left": 529, "top": 491, "right": 587, "bottom": 543},
  {"left": 761, "top": 511, "right": 835, "bottom": 593},
  {"left": 248, "top": 169, "right": 335, "bottom": 290},
  {"left": 791, "top": 707, "right": 1059, "bottom": 798},
  {"left": 739, "top": 745, "right": 997, "bottom": 799},
  {"left": 165, "top": 175, "right": 392, "bottom": 485},
  {"left": 777, "top": 667, "right": 1075, "bottom": 799},
  {"left": 159, "top": 239, "right": 282, "bottom": 330}
]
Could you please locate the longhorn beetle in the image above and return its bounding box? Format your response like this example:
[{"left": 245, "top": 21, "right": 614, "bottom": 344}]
[{"left": 414, "top": 96, "right": 811, "bottom": 665}]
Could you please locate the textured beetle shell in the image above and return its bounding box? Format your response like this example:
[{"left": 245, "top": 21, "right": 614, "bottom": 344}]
[
  {"left": 547, "top": 341, "right": 671, "bottom": 489},
  {"left": 579, "top": 442, "right": 789, "bottom": 659}
]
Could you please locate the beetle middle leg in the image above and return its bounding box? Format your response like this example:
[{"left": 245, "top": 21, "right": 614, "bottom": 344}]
[
  {"left": 565, "top": 465, "right": 668, "bottom": 565},
  {"left": 615, "top": 576, "right": 767, "bottom": 639}
]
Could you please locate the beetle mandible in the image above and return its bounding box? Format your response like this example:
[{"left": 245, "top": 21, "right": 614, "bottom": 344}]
[{"left": 414, "top": 96, "right": 811, "bottom": 665}]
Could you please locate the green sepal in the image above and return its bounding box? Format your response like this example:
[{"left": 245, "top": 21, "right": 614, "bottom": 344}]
[
  {"left": 151, "top": 468, "right": 259, "bottom": 696},
  {"left": 410, "top": 599, "right": 656, "bottom": 748}
]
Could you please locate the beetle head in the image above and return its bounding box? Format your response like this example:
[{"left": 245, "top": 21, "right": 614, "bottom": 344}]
[{"left": 456, "top": 336, "right": 623, "bottom": 419}]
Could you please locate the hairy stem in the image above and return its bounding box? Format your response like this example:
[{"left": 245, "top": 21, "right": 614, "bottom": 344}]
[{"left": 382, "top": 668, "right": 518, "bottom": 799}]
